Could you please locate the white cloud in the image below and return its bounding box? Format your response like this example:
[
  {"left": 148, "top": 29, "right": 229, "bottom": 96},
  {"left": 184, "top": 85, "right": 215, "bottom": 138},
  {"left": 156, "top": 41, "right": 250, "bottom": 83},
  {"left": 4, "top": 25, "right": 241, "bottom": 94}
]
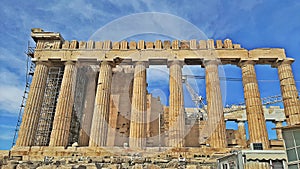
[
  {"left": 0, "top": 85, "right": 23, "bottom": 115},
  {"left": 0, "top": 124, "right": 15, "bottom": 129},
  {"left": 0, "top": 47, "right": 26, "bottom": 75},
  {"left": 0, "top": 68, "right": 24, "bottom": 115},
  {"left": 0, "top": 132, "right": 14, "bottom": 141}
]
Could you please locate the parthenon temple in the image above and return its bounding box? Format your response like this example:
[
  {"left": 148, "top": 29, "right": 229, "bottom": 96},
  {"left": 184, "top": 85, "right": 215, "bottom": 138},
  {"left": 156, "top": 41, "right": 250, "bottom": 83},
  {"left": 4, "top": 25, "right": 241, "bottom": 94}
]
[{"left": 11, "top": 28, "right": 300, "bottom": 160}]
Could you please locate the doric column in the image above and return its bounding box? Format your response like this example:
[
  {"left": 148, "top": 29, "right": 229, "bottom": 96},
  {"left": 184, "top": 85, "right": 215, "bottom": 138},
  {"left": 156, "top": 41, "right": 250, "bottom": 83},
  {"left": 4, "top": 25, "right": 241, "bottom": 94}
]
[
  {"left": 204, "top": 60, "right": 227, "bottom": 148},
  {"left": 129, "top": 61, "right": 147, "bottom": 149},
  {"left": 240, "top": 61, "right": 269, "bottom": 149},
  {"left": 16, "top": 62, "right": 49, "bottom": 146},
  {"left": 78, "top": 71, "right": 97, "bottom": 146},
  {"left": 276, "top": 59, "right": 300, "bottom": 126},
  {"left": 237, "top": 121, "right": 247, "bottom": 148},
  {"left": 89, "top": 61, "right": 113, "bottom": 147},
  {"left": 168, "top": 60, "right": 185, "bottom": 147},
  {"left": 49, "top": 61, "right": 77, "bottom": 146},
  {"left": 275, "top": 121, "right": 283, "bottom": 140}
]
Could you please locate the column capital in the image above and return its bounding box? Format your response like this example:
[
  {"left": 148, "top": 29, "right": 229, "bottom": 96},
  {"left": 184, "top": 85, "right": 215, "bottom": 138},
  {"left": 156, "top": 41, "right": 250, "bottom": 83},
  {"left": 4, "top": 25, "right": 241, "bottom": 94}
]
[
  {"left": 167, "top": 60, "right": 184, "bottom": 68},
  {"left": 271, "top": 58, "right": 294, "bottom": 68},
  {"left": 133, "top": 61, "right": 149, "bottom": 68},
  {"left": 238, "top": 60, "right": 256, "bottom": 67},
  {"left": 202, "top": 59, "right": 221, "bottom": 67},
  {"left": 100, "top": 60, "right": 116, "bottom": 67},
  {"left": 237, "top": 121, "right": 246, "bottom": 125},
  {"left": 35, "top": 61, "right": 52, "bottom": 67},
  {"left": 64, "top": 60, "right": 76, "bottom": 66}
]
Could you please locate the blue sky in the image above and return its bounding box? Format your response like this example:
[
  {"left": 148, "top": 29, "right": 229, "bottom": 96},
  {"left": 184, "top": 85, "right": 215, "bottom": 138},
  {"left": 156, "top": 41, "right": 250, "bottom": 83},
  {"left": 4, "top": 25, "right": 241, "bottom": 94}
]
[{"left": 1, "top": 0, "right": 300, "bottom": 150}]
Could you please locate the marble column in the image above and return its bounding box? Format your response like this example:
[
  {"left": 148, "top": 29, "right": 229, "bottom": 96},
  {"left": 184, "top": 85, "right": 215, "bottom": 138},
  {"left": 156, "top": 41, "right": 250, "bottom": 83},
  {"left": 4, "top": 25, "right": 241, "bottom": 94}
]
[
  {"left": 49, "top": 61, "right": 77, "bottom": 147},
  {"left": 205, "top": 60, "right": 227, "bottom": 148},
  {"left": 89, "top": 61, "right": 113, "bottom": 147},
  {"left": 78, "top": 70, "right": 97, "bottom": 146},
  {"left": 276, "top": 59, "right": 300, "bottom": 126},
  {"left": 168, "top": 60, "right": 185, "bottom": 147},
  {"left": 237, "top": 121, "right": 247, "bottom": 148},
  {"left": 16, "top": 62, "right": 49, "bottom": 146},
  {"left": 240, "top": 61, "right": 269, "bottom": 149},
  {"left": 275, "top": 121, "right": 283, "bottom": 140},
  {"left": 129, "top": 61, "right": 147, "bottom": 149}
]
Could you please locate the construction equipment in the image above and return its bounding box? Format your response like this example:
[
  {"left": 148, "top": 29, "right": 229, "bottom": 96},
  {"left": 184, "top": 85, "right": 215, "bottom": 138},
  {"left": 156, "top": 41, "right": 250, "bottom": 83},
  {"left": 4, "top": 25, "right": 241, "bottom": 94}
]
[
  {"left": 182, "top": 75, "right": 300, "bottom": 116},
  {"left": 182, "top": 75, "right": 207, "bottom": 120},
  {"left": 11, "top": 42, "right": 35, "bottom": 147}
]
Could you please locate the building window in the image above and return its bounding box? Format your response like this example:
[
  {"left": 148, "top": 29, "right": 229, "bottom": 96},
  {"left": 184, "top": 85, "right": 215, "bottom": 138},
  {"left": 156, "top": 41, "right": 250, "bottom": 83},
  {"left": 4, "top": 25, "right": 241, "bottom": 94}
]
[
  {"left": 288, "top": 164, "right": 299, "bottom": 169},
  {"left": 272, "top": 160, "right": 284, "bottom": 169},
  {"left": 282, "top": 128, "right": 300, "bottom": 168},
  {"left": 252, "top": 143, "right": 263, "bottom": 150},
  {"left": 222, "top": 163, "right": 229, "bottom": 169}
]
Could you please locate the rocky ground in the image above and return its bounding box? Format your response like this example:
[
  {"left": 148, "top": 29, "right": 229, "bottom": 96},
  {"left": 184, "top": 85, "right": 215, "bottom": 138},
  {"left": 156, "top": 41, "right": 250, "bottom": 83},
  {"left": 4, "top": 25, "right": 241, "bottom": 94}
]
[{"left": 0, "top": 151, "right": 216, "bottom": 169}]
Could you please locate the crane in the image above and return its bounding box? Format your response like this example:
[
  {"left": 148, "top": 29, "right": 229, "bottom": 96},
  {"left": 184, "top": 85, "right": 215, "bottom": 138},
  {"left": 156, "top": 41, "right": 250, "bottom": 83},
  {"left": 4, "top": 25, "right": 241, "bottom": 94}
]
[
  {"left": 182, "top": 75, "right": 300, "bottom": 116},
  {"left": 182, "top": 75, "right": 207, "bottom": 120}
]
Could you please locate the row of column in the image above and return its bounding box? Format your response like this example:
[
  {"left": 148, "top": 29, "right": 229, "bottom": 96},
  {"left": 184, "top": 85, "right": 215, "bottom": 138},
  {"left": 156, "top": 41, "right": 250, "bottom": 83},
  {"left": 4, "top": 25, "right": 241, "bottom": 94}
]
[{"left": 16, "top": 59, "right": 300, "bottom": 150}]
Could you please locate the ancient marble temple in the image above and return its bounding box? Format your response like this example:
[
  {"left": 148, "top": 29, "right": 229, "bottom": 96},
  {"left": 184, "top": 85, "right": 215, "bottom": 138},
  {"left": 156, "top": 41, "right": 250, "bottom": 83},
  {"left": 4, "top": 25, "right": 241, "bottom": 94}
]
[{"left": 11, "top": 28, "right": 300, "bottom": 160}]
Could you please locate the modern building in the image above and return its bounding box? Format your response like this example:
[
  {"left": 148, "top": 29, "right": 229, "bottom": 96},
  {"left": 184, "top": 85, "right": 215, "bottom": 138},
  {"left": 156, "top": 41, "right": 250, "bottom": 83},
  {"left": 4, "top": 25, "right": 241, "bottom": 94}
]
[
  {"left": 217, "top": 150, "right": 287, "bottom": 169},
  {"left": 281, "top": 125, "right": 300, "bottom": 169}
]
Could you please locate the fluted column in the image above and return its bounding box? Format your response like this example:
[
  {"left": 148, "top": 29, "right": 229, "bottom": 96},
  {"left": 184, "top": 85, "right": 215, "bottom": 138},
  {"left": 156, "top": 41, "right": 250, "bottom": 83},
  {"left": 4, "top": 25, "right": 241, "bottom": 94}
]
[
  {"left": 276, "top": 59, "right": 300, "bottom": 126},
  {"left": 240, "top": 61, "right": 269, "bottom": 149},
  {"left": 129, "top": 61, "right": 147, "bottom": 149},
  {"left": 16, "top": 62, "right": 49, "bottom": 146},
  {"left": 89, "top": 61, "right": 113, "bottom": 147},
  {"left": 78, "top": 71, "right": 97, "bottom": 146},
  {"left": 168, "top": 60, "right": 185, "bottom": 147},
  {"left": 237, "top": 121, "right": 247, "bottom": 148},
  {"left": 49, "top": 61, "right": 77, "bottom": 146},
  {"left": 275, "top": 121, "right": 283, "bottom": 140},
  {"left": 205, "top": 60, "right": 227, "bottom": 148}
]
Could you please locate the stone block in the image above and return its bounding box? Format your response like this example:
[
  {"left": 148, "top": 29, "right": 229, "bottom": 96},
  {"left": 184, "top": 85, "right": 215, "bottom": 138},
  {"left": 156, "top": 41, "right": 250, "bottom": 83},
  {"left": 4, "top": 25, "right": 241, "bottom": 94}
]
[
  {"left": 138, "top": 40, "right": 145, "bottom": 49},
  {"left": 146, "top": 42, "right": 154, "bottom": 49},
  {"left": 152, "top": 40, "right": 161, "bottom": 50},
  {"left": 120, "top": 41, "right": 128, "bottom": 50},
  {"left": 180, "top": 40, "right": 189, "bottom": 49},
  {"left": 189, "top": 40, "right": 197, "bottom": 49},
  {"left": 233, "top": 44, "right": 241, "bottom": 49},
  {"left": 199, "top": 40, "right": 206, "bottom": 49},
  {"left": 172, "top": 40, "right": 179, "bottom": 50},
  {"left": 79, "top": 41, "right": 86, "bottom": 49},
  {"left": 62, "top": 41, "right": 70, "bottom": 49},
  {"left": 223, "top": 39, "right": 233, "bottom": 48},
  {"left": 129, "top": 41, "right": 137, "bottom": 49},
  {"left": 2, "top": 161, "right": 19, "bottom": 169},
  {"left": 87, "top": 40, "right": 94, "bottom": 49},
  {"left": 70, "top": 40, "right": 78, "bottom": 49},
  {"left": 186, "top": 165, "right": 198, "bottom": 169},
  {"left": 95, "top": 41, "right": 103, "bottom": 49},
  {"left": 207, "top": 39, "right": 214, "bottom": 49},
  {"left": 163, "top": 40, "right": 171, "bottom": 49},
  {"left": 112, "top": 42, "right": 119, "bottom": 50},
  {"left": 103, "top": 41, "right": 111, "bottom": 50},
  {"left": 216, "top": 40, "right": 223, "bottom": 48}
]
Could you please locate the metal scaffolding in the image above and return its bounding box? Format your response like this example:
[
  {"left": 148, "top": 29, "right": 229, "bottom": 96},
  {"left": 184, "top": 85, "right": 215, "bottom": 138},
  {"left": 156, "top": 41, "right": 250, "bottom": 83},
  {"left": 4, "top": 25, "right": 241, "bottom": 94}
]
[
  {"left": 34, "top": 67, "right": 64, "bottom": 146},
  {"left": 68, "top": 66, "right": 88, "bottom": 145},
  {"left": 11, "top": 44, "right": 35, "bottom": 147}
]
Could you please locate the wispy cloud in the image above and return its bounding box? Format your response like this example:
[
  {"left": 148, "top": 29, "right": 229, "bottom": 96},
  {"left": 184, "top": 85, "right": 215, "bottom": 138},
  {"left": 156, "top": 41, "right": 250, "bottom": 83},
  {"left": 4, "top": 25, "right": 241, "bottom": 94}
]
[
  {"left": 0, "top": 0, "right": 299, "bottom": 150},
  {"left": 0, "top": 124, "right": 15, "bottom": 129},
  {"left": 0, "top": 133, "right": 14, "bottom": 141},
  {"left": 0, "top": 48, "right": 25, "bottom": 115}
]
